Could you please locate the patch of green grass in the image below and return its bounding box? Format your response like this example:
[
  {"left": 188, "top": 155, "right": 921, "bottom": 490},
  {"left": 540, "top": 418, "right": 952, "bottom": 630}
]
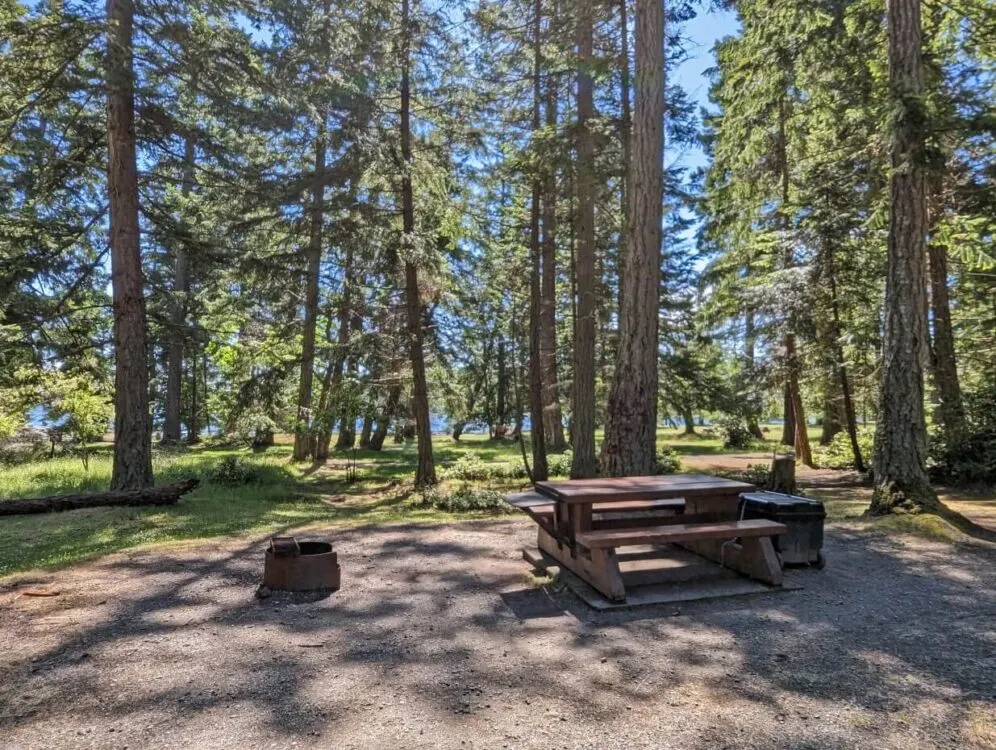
[{"left": 0, "top": 442, "right": 497, "bottom": 577}]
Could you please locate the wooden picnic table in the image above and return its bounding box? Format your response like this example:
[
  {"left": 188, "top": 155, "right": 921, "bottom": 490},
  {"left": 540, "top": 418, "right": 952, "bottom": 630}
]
[{"left": 507, "top": 474, "right": 786, "bottom": 602}]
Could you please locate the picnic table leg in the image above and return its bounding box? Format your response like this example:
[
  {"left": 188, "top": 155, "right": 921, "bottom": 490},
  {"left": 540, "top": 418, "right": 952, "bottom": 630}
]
[
  {"left": 680, "top": 492, "right": 783, "bottom": 586},
  {"left": 536, "top": 527, "right": 626, "bottom": 602},
  {"left": 681, "top": 537, "right": 783, "bottom": 586}
]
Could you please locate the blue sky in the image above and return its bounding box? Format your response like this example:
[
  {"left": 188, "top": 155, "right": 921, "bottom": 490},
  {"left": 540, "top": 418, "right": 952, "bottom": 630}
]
[{"left": 670, "top": 4, "right": 739, "bottom": 172}]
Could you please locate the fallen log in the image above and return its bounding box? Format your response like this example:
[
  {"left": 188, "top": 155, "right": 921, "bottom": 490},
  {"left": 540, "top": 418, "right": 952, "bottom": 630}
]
[{"left": 0, "top": 479, "right": 199, "bottom": 517}]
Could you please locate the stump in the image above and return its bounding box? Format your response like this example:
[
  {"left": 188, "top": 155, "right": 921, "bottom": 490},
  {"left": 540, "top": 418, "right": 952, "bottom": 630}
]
[{"left": 770, "top": 454, "right": 796, "bottom": 494}]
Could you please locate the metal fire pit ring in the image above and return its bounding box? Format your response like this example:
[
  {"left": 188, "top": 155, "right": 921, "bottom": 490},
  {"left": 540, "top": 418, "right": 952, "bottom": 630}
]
[{"left": 263, "top": 536, "right": 341, "bottom": 592}]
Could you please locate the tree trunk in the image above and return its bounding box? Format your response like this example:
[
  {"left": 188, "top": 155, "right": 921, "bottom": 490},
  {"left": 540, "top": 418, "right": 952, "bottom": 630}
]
[
  {"left": 825, "top": 242, "right": 865, "bottom": 471},
  {"left": 187, "top": 344, "right": 199, "bottom": 444},
  {"left": 600, "top": 0, "right": 664, "bottom": 477},
  {"left": 785, "top": 335, "right": 813, "bottom": 467},
  {"left": 335, "top": 254, "right": 361, "bottom": 451},
  {"left": 401, "top": 0, "right": 436, "bottom": 487},
  {"left": 359, "top": 414, "right": 373, "bottom": 448},
  {"left": 106, "top": 0, "right": 153, "bottom": 490},
  {"left": 617, "top": 0, "right": 631, "bottom": 316},
  {"left": 163, "top": 127, "right": 195, "bottom": 444},
  {"left": 780, "top": 382, "right": 795, "bottom": 446},
  {"left": 495, "top": 336, "right": 508, "bottom": 435},
  {"left": 870, "top": 0, "right": 938, "bottom": 513},
  {"left": 369, "top": 384, "right": 401, "bottom": 452},
  {"left": 819, "top": 388, "right": 842, "bottom": 446},
  {"left": 681, "top": 405, "right": 696, "bottom": 436},
  {"left": 926, "top": 206, "right": 966, "bottom": 447},
  {"left": 570, "top": 0, "right": 598, "bottom": 479},
  {"left": 528, "top": 0, "right": 549, "bottom": 481},
  {"left": 541, "top": 70, "right": 567, "bottom": 453},
  {"left": 744, "top": 309, "right": 765, "bottom": 439},
  {"left": 293, "top": 123, "right": 327, "bottom": 461},
  {"left": 0, "top": 479, "right": 199, "bottom": 517}
]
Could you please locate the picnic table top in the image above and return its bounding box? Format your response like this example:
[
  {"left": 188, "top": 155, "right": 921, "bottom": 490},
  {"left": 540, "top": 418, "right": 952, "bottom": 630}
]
[{"left": 533, "top": 473, "right": 755, "bottom": 504}]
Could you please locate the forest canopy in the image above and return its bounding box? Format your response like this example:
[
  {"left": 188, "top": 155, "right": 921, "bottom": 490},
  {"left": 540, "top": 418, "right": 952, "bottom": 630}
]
[{"left": 1, "top": 0, "right": 993, "bottom": 512}]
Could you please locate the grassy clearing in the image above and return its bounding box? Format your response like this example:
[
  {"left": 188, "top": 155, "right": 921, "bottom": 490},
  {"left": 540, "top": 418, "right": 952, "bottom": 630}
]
[{"left": 0, "top": 426, "right": 981, "bottom": 577}]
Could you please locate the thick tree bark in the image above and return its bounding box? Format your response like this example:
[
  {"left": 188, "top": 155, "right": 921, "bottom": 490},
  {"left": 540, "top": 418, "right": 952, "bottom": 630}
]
[
  {"left": 163, "top": 128, "right": 196, "bottom": 444},
  {"left": 871, "top": 0, "right": 938, "bottom": 513},
  {"left": 528, "top": 0, "right": 549, "bottom": 481},
  {"left": 570, "top": 0, "right": 598, "bottom": 479},
  {"left": 541, "top": 72, "right": 567, "bottom": 453},
  {"left": 293, "top": 125, "right": 326, "bottom": 461},
  {"left": 600, "top": 0, "right": 664, "bottom": 477},
  {"left": 106, "top": 0, "right": 153, "bottom": 490},
  {"left": 780, "top": 382, "right": 795, "bottom": 446},
  {"left": 401, "top": 0, "right": 436, "bottom": 486}
]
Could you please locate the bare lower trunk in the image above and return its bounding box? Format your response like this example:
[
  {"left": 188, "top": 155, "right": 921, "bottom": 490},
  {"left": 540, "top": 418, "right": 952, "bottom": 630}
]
[
  {"left": 369, "top": 384, "right": 401, "bottom": 452},
  {"left": 570, "top": 0, "right": 598, "bottom": 479},
  {"left": 616, "top": 0, "right": 631, "bottom": 316},
  {"left": 927, "top": 237, "right": 966, "bottom": 447},
  {"left": 826, "top": 243, "right": 865, "bottom": 470},
  {"left": 359, "top": 414, "right": 373, "bottom": 448},
  {"left": 528, "top": 0, "right": 549, "bottom": 481},
  {"left": 541, "top": 72, "right": 566, "bottom": 453},
  {"left": 601, "top": 0, "right": 664, "bottom": 477},
  {"left": 681, "top": 406, "right": 695, "bottom": 436},
  {"left": 401, "top": 0, "right": 435, "bottom": 486},
  {"left": 107, "top": 0, "right": 153, "bottom": 490},
  {"left": 785, "top": 334, "right": 813, "bottom": 467},
  {"left": 293, "top": 127, "right": 327, "bottom": 461},
  {"left": 164, "top": 130, "right": 195, "bottom": 444},
  {"left": 187, "top": 344, "right": 200, "bottom": 444},
  {"left": 871, "top": 0, "right": 937, "bottom": 513}
]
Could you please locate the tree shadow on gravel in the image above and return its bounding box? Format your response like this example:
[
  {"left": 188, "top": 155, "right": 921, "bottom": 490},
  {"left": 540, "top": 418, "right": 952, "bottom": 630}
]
[{"left": 1, "top": 519, "right": 995, "bottom": 748}]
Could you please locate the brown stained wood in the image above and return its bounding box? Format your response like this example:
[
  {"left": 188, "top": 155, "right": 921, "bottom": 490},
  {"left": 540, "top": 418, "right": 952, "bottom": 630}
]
[
  {"left": 538, "top": 526, "right": 626, "bottom": 601},
  {"left": 681, "top": 536, "right": 784, "bottom": 587},
  {"left": 0, "top": 479, "right": 199, "bottom": 517},
  {"left": 576, "top": 519, "right": 785, "bottom": 550},
  {"left": 535, "top": 474, "right": 753, "bottom": 504}
]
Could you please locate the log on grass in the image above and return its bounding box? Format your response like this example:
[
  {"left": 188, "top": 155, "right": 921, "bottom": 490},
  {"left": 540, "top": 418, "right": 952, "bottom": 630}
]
[{"left": 0, "top": 479, "right": 199, "bottom": 517}]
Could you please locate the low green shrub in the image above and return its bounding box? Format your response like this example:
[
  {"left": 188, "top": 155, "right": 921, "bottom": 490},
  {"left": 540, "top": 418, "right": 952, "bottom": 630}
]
[
  {"left": 717, "top": 462, "right": 773, "bottom": 489},
  {"left": 655, "top": 446, "right": 681, "bottom": 475},
  {"left": 440, "top": 452, "right": 493, "bottom": 481},
  {"left": 814, "top": 427, "right": 874, "bottom": 470},
  {"left": 411, "top": 484, "right": 513, "bottom": 513},
  {"left": 208, "top": 455, "right": 261, "bottom": 485},
  {"left": 547, "top": 450, "right": 573, "bottom": 477},
  {"left": 716, "top": 415, "right": 753, "bottom": 449}
]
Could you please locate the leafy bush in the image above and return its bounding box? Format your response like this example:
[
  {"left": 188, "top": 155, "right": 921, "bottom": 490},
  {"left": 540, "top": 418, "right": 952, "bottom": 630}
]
[
  {"left": 926, "top": 385, "right": 996, "bottom": 485},
  {"left": 411, "top": 484, "right": 513, "bottom": 513},
  {"left": 547, "top": 450, "right": 573, "bottom": 477},
  {"left": 441, "top": 452, "right": 530, "bottom": 481},
  {"left": 441, "top": 452, "right": 492, "bottom": 481},
  {"left": 209, "top": 455, "right": 261, "bottom": 485},
  {"left": 814, "top": 427, "right": 875, "bottom": 470},
  {"left": 716, "top": 415, "right": 753, "bottom": 449},
  {"left": 655, "top": 446, "right": 681, "bottom": 474}
]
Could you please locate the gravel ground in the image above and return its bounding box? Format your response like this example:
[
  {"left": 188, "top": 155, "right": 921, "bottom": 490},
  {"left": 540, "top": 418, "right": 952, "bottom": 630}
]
[{"left": 1, "top": 518, "right": 995, "bottom": 750}]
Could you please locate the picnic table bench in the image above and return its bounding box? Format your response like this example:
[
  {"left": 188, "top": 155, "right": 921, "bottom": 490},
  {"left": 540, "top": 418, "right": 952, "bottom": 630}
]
[{"left": 506, "top": 474, "right": 786, "bottom": 602}]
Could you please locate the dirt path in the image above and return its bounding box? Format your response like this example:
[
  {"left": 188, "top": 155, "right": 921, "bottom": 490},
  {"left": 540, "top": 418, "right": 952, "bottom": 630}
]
[{"left": 2, "top": 519, "right": 994, "bottom": 749}]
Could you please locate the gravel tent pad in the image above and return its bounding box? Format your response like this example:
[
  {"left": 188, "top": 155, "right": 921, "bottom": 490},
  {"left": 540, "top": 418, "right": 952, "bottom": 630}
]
[{"left": 1, "top": 519, "right": 994, "bottom": 749}]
